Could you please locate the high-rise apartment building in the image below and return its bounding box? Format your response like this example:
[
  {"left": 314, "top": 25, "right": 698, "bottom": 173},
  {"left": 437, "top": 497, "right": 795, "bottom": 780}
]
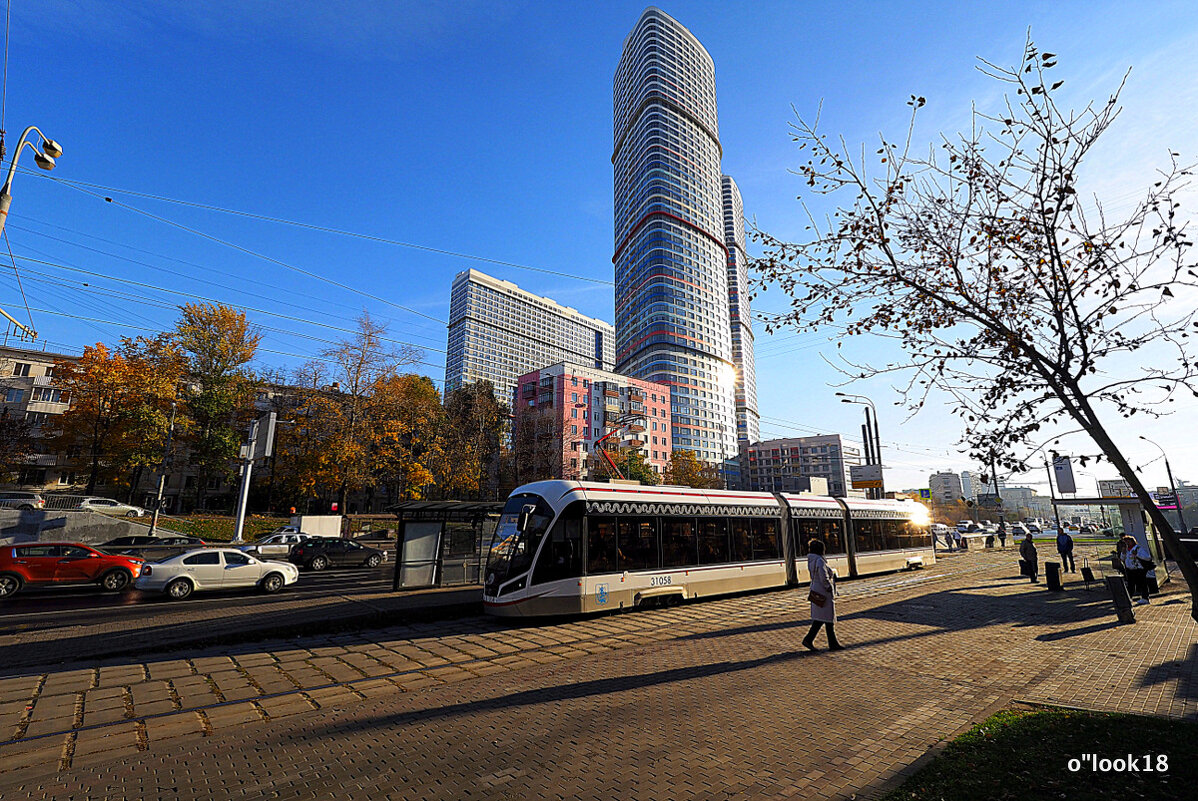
[
  {"left": 444, "top": 269, "right": 615, "bottom": 406},
  {"left": 960, "top": 470, "right": 977, "bottom": 501},
  {"left": 722, "top": 175, "right": 758, "bottom": 447},
  {"left": 613, "top": 7, "right": 741, "bottom": 465},
  {"left": 928, "top": 472, "right": 964, "bottom": 506},
  {"left": 512, "top": 361, "right": 672, "bottom": 482},
  {"left": 743, "top": 435, "right": 861, "bottom": 497}
]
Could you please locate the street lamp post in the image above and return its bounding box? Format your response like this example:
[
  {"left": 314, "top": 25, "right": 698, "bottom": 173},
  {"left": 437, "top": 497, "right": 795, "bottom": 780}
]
[
  {"left": 1140, "top": 435, "right": 1188, "bottom": 535},
  {"left": 0, "top": 126, "right": 62, "bottom": 339},
  {"left": 837, "top": 393, "right": 883, "bottom": 499}
]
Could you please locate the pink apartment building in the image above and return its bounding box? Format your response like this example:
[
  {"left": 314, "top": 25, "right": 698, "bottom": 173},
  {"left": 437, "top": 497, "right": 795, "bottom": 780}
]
[{"left": 513, "top": 362, "right": 672, "bottom": 481}]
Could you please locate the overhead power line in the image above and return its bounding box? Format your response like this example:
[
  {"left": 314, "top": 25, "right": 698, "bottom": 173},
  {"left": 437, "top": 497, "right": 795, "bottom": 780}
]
[{"left": 29, "top": 169, "right": 614, "bottom": 286}]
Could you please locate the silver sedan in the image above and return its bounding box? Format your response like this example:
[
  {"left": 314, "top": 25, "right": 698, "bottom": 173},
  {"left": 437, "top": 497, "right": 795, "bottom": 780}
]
[{"left": 135, "top": 548, "right": 299, "bottom": 600}]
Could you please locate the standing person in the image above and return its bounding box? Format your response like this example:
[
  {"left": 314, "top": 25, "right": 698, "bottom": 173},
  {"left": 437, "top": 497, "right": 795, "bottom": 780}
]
[
  {"left": 1019, "top": 532, "right": 1039, "bottom": 583},
  {"left": 1056, "top": 528, "right": 1076, "bottom": 573},
  {"left": 1120, "top": 535, "right": 1153, "bottom": 605},
  {"left": 953, "top": 528, "right": 963, "bottom": 552},
  {"left": 802, "top": 539, "right": 843, "bottom": 652},
  {"left": 998, "top": 523, "right": 1008, "bottom": 549}
]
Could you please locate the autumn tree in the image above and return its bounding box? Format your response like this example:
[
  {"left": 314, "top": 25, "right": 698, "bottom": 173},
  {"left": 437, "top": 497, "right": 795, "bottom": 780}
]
[
  {"left": 54, "top": 336, "right": 185, "bottom": 495},
  {"left": 438, "top": 381, "right": 508, "bottom": 500},
  {"left": 591, "top": 446, "right": 661, "bottom": 486},
  {"left": 754, "top": 40, "right": 1198, "bottom": 618},
  {"left": 175, "top": 303, "right": 261, "bottom": 511},
  {"left": 314, "top": 313, "right": 422, "bottom": 512},
  {"left": 371, "top": 374, "right": 444, "bottom": 502},
  {"left": 0, "top": 408, "right": 33, "bottom": 483},
  {"left": 662, "top": 449, "right": 722, "bottom": 489}
]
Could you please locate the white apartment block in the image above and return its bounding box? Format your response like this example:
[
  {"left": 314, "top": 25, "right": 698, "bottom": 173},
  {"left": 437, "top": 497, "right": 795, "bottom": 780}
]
[
  {"left": 744, "top": 434, "right": 861, "bottom": 497},
  {"left": 928, "top": 471, "right": 964, "bottom": 506},
  {"left": 0, "top": 344, "right": 79, "bottom": 488},
  {"left": 444, "top": 269, "right": 615, "bottom": 406}
]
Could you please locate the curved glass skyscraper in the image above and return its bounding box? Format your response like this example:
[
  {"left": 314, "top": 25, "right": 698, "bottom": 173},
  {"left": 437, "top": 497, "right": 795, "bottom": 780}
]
[
  {"left": 722, "top": 175, "right": 759, "bottom": 447},
  {"left": 613, "top": 6, "right": 741, "bottom": 464}
]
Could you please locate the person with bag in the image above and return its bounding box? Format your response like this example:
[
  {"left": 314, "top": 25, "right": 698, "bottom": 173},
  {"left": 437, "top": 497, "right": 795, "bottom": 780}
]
[
  {"left": 1056, "top": 529, "right": 1076, "bottom": 573},
  {"left": 1120, "top": 535, "right": 1154, "bottom": 605},
  {"left": 802, "top": 539, "right": 844, "bottom": 652}
]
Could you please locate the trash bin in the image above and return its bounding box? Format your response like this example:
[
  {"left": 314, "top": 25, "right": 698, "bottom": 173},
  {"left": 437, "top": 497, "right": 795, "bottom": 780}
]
[
  {"left": 1105, "top": 575, "right": 1136, "bottom": 624},
  {"left": 1045, "top": 561, "right": 1063, "bottom": 591}
]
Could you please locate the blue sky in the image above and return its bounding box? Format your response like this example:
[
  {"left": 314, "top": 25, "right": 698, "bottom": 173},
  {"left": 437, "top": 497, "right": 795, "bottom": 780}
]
[{"left": 6, "top": 1, "right": 1197, "bottom": 493}]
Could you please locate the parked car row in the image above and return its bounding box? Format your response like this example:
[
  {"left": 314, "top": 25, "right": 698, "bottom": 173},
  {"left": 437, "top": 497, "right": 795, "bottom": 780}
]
[
  {"left": 0, "top": 492, "right": 146, "bottom": 516},
  {"left": 0, "top": 533, "right": 387, "bottom": 600}
]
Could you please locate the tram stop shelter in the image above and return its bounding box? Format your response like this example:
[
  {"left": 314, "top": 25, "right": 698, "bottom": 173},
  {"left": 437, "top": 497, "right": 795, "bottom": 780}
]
[
  {"left": 1049, "top": 495, "right": 1173, "bottom": 584},
  {"left": 388, "top": 500, "right": 503, "bottom": 591}
]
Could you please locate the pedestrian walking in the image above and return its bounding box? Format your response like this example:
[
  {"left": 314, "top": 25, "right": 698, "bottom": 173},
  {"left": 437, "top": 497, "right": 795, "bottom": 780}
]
[
  {"left": 952, "top": 528, "right": 963, "bottom": 552},
  {"left": 802, "top": 539, "right": 844, "bottom": 652},
  {"left": 998, "top": 523, "right": 1007, "bottom": 549},
  {"left": 1056, "top": 528, "right": 1076, "bottom": 573},
  {"left": 1019, "top": 532, "right": 1039, "bottom": 583},
  {"left": 1119, "top": 535, "right": 1154, "bottom": 605}
]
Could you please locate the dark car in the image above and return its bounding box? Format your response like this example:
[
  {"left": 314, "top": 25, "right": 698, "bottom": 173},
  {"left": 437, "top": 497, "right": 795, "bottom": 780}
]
[
  {"left": 288, "top": 538, "right": 386, "bottom": 571},
  {"left": 0, "top": 542, "right": 144, "bottom": 598}
]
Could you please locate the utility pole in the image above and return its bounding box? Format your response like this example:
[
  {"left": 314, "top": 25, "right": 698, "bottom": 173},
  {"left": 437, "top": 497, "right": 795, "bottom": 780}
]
[
  {"left": 146, "top": 400, "right": 178, "bottom": 537},
  {"left": 988, "top": 453, "right": 1005, "bottom": 530},
  {"left": 1044, "top": 454, "right": 1064, "bottom": 534}
]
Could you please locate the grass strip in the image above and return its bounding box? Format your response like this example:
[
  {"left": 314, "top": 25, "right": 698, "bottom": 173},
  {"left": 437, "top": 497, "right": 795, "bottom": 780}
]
[{"left": 880, "top": 707, "right": 1197, "bottom": 801}]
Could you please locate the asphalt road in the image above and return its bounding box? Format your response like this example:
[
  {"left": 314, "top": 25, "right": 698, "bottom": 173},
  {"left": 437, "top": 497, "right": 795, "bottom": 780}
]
[{"left": 0, "top": 562, "right": 396, "bottom": 630}]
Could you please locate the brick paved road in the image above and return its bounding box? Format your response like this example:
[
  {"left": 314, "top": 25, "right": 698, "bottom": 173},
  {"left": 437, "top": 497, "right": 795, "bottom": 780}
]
[{"left": 0, "top": 549, "right": 1193, "bottom": 800}]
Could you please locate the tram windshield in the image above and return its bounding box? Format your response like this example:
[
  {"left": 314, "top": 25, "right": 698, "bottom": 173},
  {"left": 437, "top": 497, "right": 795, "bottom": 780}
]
[{"left": 485, "top": 493, "right": 554, "bottom": 590}]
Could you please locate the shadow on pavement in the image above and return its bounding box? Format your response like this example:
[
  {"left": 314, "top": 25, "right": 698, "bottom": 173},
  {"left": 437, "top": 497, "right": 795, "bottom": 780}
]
[
  {"left": 1140, "top": 643, "right": 1198, "bottom": 702},
  {"left": 294, "top": 648, "right": 814, "bottom": 740}
]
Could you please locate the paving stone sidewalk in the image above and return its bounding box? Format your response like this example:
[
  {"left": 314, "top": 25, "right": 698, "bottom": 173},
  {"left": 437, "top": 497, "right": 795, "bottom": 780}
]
[{"left": 0, "top": 549, "right": 1193, "bottom": 799}]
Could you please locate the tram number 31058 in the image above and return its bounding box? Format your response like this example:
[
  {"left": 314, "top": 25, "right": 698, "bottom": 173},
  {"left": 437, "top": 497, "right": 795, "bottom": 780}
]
[{"left": 650, "top": 575, "right": 673, "bottom": 587}]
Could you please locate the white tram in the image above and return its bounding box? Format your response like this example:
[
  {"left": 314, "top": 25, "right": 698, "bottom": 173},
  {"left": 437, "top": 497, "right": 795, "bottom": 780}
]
[{"left": 483, "top": 481, "right": 934, "bottom": 618}]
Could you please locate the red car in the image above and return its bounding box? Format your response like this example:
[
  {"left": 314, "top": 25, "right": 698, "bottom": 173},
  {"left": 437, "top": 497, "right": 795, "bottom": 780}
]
[{"left": 0, "top": 542, "right": 144, "bottom": 599}]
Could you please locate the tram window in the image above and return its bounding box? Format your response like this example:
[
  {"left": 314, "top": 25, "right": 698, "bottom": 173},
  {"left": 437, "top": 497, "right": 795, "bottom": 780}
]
[
  {"left": 532, "top": 504, "right": 583, "bottom": 585},
  {"left": 697, "top": 518, "right": 729, "bottom": 564},
  {"left": 882, "top": 519, "right": 902, "bottom": 550},
  {"left": 822, "top": 520, "right": 846, "bottom": 554},
  {"left": 730, "top": 518, "right": 753, "bottom": 561},
  {"left": 661, "top": 519, "right": 698, "bottom": 567},
  {"left": 751, "top": 518, "right": 781, "bottom": 560},
  {"left": 618, "top": 517, "right": 659, "bottom": 571},
  {"left": 854, "top": 519, "right": 883, "bottom": 552},
  {"left": 587, "top": 516, "right": 618, "bottom": 574},
  {"left": 896, "top": 520, "right": 932, "bottom": 549},
  {"left": 794, "top": 518, "right": 822, "bottom": 555}
]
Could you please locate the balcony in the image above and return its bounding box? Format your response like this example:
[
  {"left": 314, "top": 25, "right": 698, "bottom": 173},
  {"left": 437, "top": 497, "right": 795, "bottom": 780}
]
[
  {"left": 603, "top": 388, "right": 619, "bottom": 398},
  {"left": 628, "top": 389, "right": 645, "bottom": 402},
  {"left": 23, "top": 454, "right": 57, "bottom": 466},
  {"left": 626, "top": 424, "right": 646, "bottom": 433}
]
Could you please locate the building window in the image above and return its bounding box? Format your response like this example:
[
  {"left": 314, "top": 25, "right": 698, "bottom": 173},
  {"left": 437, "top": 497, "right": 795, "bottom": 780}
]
[
  {"left": 11, "top": 362, "right": 31, "bottom": 377},
  {"left": 43, "top": 366, "right": 56, "bottom": 379},
  {"left": 5, "top": 388, "right": 21, "bottom": 403}
]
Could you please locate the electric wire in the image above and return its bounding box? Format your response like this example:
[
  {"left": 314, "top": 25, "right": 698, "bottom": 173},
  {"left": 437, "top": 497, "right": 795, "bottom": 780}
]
[
  {"left": 25, "top": 168, "right": 614, "bottom": 286},
  {"left": 1, "top": 0, "right": 9, "bottom": 135},
  {"left": 6, "top": 220, "right": 445, "bottom": 341},
  {"left": 11, "top": 251, "right": 445, "bottom": 354},
  {"left": 46, "top": 176, "right": 450, "bottom": 325},
  {"left": 23, "top": 306, "right": 447, "bottom": 379},
  {"left": 2, "top": 229, "right": 34, "bottom": 333}
]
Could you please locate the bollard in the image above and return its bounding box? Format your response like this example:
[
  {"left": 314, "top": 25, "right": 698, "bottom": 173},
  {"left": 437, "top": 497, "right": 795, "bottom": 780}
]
[
  {"left": 1105, "top": 575, "right": 1136, "bottom": 624},
  {"left": 1045, "top": 561, "right": 1063, "bottom": 591}
]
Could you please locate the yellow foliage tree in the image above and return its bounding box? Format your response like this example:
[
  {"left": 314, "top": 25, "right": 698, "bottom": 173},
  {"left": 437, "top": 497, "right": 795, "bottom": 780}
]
[{"left": 663, "top": 449, "right": 723, "bottom": 489}]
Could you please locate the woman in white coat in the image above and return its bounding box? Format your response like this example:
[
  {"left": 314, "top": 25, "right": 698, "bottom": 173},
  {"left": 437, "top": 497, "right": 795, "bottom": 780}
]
[{"left": 802, "top": 539, "right": 844, "bottom": 651}]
